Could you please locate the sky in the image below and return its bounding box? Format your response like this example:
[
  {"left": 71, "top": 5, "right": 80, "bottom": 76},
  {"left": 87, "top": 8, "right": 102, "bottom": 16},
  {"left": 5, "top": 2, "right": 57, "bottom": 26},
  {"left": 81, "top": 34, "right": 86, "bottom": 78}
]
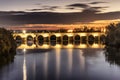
[
  {"left": 0, "top": 0, "right": 120, "bottom": 13},
  {"left": 0, "top": 0, "right": 120, "bottom": 29}
]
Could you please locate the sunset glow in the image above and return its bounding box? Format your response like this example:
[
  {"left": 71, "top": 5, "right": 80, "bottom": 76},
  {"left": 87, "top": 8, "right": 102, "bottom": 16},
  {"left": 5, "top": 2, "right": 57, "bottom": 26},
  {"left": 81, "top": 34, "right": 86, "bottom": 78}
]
[{"left": 5, "top": 19, "right": 120, "bottom": 30}]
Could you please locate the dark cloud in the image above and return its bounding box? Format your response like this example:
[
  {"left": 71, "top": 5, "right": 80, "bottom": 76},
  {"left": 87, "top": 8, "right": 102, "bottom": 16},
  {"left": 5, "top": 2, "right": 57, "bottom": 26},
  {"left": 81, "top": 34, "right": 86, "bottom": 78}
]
[
  {"left": 66, "top": 7, "right": 75, "bottom": 10},
  {"left": 67, "top": 3, "right": 89, "bottom": 8},
  {"left": 26, "top": 6, "right": 59, "bottom": 11},
  {"left": 0, "top": 10, "right": 120, "bottom": 25},
  {"left": 86, "top": 6, "right": 108, "bottom": 13},
  {"left": 0, "top": 3, "right": 111, "bottom": 25},
  {"left": 26, "top": 9, "right": 43, "bottom": 11},
  {"left": 89, "top": 1, "right": 107, "bottom": 4},
  {"left": 0, "top": 11, "right": 26, "bottom": 16},
  {"left": 42, "top": 5, "right": 59, "bottom": 9},
  {"left": 48, "top": 6, "right": 59, "bottom": 10},
  {"left": 90, "top": 7, "right": 108, "bottom": 9},
  {"left": 82, "top": 8, "right": 100, "bottom": 13},
  {"left": 66, "top": 3, "right": 108, "bottom": 13}
]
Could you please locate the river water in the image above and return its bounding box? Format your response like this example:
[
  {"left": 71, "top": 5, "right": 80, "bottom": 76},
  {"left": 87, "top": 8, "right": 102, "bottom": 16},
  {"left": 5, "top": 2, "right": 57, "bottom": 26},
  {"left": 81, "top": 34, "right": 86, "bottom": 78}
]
[{"left": 0, "top": 43, "right": 120, "bottom": 80}]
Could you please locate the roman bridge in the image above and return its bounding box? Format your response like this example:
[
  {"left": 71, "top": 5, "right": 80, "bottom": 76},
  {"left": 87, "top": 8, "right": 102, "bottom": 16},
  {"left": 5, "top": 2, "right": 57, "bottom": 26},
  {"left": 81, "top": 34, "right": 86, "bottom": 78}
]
[{"left": 13, "top": 32, "right": 106, "bottom": 44}]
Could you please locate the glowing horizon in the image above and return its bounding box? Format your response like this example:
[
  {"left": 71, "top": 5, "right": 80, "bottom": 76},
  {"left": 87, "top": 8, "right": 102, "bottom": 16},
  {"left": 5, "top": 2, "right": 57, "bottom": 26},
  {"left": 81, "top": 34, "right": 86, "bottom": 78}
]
[{"left": 6, "top": 19, "right": 120, "bottom": 30}]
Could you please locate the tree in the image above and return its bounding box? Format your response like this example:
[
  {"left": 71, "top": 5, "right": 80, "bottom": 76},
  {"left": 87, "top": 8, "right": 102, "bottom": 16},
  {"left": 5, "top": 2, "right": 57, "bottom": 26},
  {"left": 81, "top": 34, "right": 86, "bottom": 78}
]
[
  {"left": 0, "top": 28, "right": 16, "bottom": 67},
  {"left": 105, "top": 23, "right": 120, "bottom": 66},
  {"left": 106, "top": 23, "right": 120, "bottom": 47}
]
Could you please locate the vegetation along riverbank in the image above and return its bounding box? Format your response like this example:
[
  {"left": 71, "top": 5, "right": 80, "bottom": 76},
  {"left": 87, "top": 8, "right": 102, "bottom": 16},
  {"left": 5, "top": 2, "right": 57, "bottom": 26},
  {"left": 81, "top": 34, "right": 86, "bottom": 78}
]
[
  {"left": 105, "top": 23, "right": 120, "bottom": 66},
  {"left": 0, "top": 28, "right": 16, "bottom": 67}
]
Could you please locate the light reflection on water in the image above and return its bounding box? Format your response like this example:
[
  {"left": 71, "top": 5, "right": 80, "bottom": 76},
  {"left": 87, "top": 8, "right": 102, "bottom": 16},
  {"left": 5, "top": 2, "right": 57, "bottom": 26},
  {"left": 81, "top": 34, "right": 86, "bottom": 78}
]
[
  {"left": 67, "top": 49, "right": 73, "bottom": 77},
  {"left": 79, "top": 50, "right": 85, "bottom": 71},
  {"left": 0, "top": 43, "right": 120, "bottom": 80},
  {"left": 55, "top": 48, "right": 60, "bottom": 80},
  {"left": 23, "top": 49, "right": 27, "bottom": 80},
  {"left": 17, "top": 42, "right": 105, "bottom": 49}
]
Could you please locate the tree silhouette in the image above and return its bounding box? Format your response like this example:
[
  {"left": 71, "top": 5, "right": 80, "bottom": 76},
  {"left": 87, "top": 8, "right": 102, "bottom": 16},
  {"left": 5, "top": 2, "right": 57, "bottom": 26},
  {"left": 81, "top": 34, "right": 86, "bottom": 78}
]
[
  {"left": 0, "top": 28, "right": 16, "bottom": 67},
  {"left": 105, "top": 23, "right": 120, "bottom": 66},
  {"left": 106, "top": 23, "right": 120, "bottom": 47}
]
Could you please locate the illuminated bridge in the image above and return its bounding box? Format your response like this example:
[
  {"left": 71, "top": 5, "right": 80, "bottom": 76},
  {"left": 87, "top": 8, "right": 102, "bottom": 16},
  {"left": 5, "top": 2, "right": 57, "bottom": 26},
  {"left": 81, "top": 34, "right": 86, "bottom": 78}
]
[{"left": 13, "top": 31, "right": 106, "bottom": 47}]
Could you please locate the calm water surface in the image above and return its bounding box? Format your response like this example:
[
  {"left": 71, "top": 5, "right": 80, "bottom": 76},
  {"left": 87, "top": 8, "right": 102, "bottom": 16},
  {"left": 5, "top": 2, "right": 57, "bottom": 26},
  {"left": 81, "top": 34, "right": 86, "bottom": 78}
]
[{"left": 0, "top": 44, "right": 120, "bottom": 80}]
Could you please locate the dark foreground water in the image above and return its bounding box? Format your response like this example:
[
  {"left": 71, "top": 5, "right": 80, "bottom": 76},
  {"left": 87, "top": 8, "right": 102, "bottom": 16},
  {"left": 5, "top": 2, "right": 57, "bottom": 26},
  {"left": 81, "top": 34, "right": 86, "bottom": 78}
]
[{"left": 0, "top": 48, "right": 120, "bottom": 80}]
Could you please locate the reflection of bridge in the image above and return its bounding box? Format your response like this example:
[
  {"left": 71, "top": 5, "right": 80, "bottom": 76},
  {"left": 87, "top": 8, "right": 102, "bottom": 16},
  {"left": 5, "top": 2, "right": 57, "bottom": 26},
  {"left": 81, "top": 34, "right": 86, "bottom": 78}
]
[
  {"left": 13, "top": 32, "right": 106, "bottom": 49},
  {"left": 17, "top": 43, "right": 105, "bottom": 49}
]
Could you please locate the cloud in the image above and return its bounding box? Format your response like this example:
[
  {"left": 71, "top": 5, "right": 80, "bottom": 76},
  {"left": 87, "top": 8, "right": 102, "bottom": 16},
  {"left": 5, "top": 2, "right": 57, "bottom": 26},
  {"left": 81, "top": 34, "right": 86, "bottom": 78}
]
[
  {"left": 67, "top": 3, "right": 89, "bottom": 8},
  {"left": 0, "top": 2, "right": 117, "bottom": 25},
  {"left": 85, "top": 6, "right": 108, "bottom": 13},
  {"left": 66, "top": 3, "right": 108, "bottom": 13},
  {"left": 0, "top": 10, "right": 120, "bottom": 25},
  {"left": 48, "top": 6, "right": 59, "bottom": 10},
  {"left": 26, "top": 6, "right": 59, "bottom": 11},
  {"left": 89, "top": 1, "right": 107, "bottom": 4},
  {"left": 26, "top": 9, "right": 43, "bottom": 11},
  {"left": 90, "top": 7, "right": 108, "bottom": 9},
  {"left": 66, "top": 7, "right": 75, "bottom": 10},
  {"left": 82, "top": 8, "right": 100, "bottom": 13}
]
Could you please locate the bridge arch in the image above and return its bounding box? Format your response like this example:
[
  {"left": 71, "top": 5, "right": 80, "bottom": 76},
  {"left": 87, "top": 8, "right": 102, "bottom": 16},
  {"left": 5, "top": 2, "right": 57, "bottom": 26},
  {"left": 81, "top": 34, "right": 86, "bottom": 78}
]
[
  {"left": 88, "top": 35, "right": 95, "bottom": 45},
  {"left": 16, "top": 36, "right": 22, "bottom": 40},
  {"left": 50, "top": 35, "right": 56, "bottom": 41},
  {"left": 38, "top": 35, "right": 44, "bottom": 41},
  {"left": 26, "top": 35, "right": 34, "bottom": 46},
  {"left": 63, "top": 41, "right": 68, "bottom": 45},
  {"left": 74, "top": 35, "right": 80, "bottom": 41},
  {"left": 37, "top": 35, "right": 44, "bottom": 45},
  {"left": 15, "top": 35, "right": 22, "bottom": 44},
  {"left": 27, "top": 35, "right": 34, "bottom": 41},
  {"left": 63, "top": 35, "right": 68, "bottom": 41},
  {"left": 88, "top": 35, "right": 95, "bottom": 41},
  {"left": 100, "top": 34, "right": 106, "bottom": 43}
]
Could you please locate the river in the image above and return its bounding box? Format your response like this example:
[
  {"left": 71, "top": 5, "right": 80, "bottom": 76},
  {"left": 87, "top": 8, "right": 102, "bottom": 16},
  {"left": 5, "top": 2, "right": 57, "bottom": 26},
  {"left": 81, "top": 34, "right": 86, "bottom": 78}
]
[{"left": 0, "top": 43, "right": 120, "bottom": 80}]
